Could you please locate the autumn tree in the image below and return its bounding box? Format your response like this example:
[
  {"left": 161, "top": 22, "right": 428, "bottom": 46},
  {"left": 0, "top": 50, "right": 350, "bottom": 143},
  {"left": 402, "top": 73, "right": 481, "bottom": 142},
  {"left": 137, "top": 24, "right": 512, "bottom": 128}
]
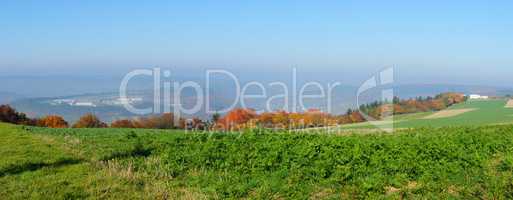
[
  {"left": 257, "top": 112, "right": 275, "bottom": 128},
  {"left": 303, "top": 109, "right": 332, "bottom": 127},
  {"left": 349, "top": 111, "right": 365, "bottom": 123},
  {"left": 217, "top": 108, "right": 257, "bottom": 130},
  {"left": 154, "top": 113, "right": 177, "bottom": 129},
  {"left": 72, "top": 113, "right": 107, "bottom": 128},
  {"left": 37, "top": 115, "right": 68, "bottom": 128},
  {"left": 130, "top": 113, "right": 181, "bottom": 129},
  {"left": 272, "top": 111, "right": 291, "bottom": 128},
  {"left": 132, "top": 117, "right": 155, "bottom": 129},
  {"left": 0, "top": 104, "right": 31, "bottom": 124},
  {"left": 111, "top": 119, "right": 135, "bottom": 128},
  {"left": 289, "top": 112, "right": 306, "bottom": 128}
]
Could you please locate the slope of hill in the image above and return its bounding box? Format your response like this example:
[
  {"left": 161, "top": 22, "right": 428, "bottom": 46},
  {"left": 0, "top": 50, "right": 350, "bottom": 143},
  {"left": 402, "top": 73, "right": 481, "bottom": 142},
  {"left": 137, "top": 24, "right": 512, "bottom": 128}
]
[
  {"left": 394, "top": 99, "right": 513, "bottom": 128},
  {"left": 2, "top": 123, "right": 513, "bottom": 199},
  {"left": 341, "top": 99, "right": 513, "bottom": 129}
]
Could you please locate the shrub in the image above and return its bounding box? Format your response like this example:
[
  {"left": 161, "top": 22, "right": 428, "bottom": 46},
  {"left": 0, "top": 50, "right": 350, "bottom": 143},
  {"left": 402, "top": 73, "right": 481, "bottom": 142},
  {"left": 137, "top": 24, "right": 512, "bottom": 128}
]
[
  {"left": 131, "top": 113, "right": 183, "bottom": 129},
  {"left": 37, "top": 115, "right": 69, "bottom": 128},
  {"left": 72, "top": 113, "right": 107, "bottom": 128},
  {"left": 217, "top": 108, "right": 257, "bottom": 130},
  {"left": 111, "top": 119, "right": 135, "bottom": 128},
  {"left": 151, "top": 113, "right": 177, "bottom": 129},
  {"left": 0, "top": 104, "right": 31, "bottom": 124}
]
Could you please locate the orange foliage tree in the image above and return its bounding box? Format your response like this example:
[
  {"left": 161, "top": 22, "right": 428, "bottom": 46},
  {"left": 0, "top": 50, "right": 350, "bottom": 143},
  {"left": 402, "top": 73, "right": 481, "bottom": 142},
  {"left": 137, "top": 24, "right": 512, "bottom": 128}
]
[
  {"left": 131, "top": 113, "right": 181, "bottom": 129},
  {"left": 37, "top": 115, "right": 68, "bottom": 128},
  {"left": 217, "top": 108, "right": 257, "bottom": 130},
  {"left": 111, "top": 119, "right": 135, "bottom": 128},
  {"left": 112, "top": 113, "right": 195, "bottom": 129},
  {"left": 72, "top": 113, "right": 107, "bottom": 128}
]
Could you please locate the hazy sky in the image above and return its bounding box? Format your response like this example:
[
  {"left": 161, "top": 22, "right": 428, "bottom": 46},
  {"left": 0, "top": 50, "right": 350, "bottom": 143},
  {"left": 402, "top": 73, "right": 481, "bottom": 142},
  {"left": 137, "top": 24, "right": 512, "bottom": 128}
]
[{"left": 1, "top": 1, "right": 512, "bottom": 86}]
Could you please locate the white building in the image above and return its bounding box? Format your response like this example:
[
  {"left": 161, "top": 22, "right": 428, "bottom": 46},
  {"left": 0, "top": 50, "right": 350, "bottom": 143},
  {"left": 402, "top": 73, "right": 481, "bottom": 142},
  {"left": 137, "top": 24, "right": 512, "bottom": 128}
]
[
  {"left": 52, "top": 99, "right": 75, "bottom": 105},
  {"left": 468, "top": 94, "right": 489, "bottom": 99},
  {"left": 74, "top": 102, "right": 97, "bottom": 107},
  {"left": 112, "top": 97, "right": 143, "bottom": 105}
]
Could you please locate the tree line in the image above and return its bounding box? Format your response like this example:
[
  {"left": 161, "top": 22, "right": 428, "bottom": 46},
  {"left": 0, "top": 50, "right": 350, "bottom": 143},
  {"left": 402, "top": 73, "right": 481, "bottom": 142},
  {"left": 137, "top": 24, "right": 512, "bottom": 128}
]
[
  {"left": 0, "top": 104, "right": 205, "bottom": 129},
  {"left": 0, "top": 92, "right": 465, "bottom": 130},
  {"left": 214, "top": 92, "right": 466, "bottom": 130},
  {"left": 359, "top": 92, "right": 466, "bottom": 119},
  {"left": 0, "top": 104, "right": 105, "bottom": 128}
]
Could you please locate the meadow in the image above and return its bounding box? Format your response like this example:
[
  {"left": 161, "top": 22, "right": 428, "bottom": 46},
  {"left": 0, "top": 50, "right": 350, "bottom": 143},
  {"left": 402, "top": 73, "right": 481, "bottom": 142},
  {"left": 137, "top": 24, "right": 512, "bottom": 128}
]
[
  {"left": 340, "top": 99, "right": 513, "bottom": 130},
  {"left": 2, "top": 121, "right": 513, "bottom": 199}
]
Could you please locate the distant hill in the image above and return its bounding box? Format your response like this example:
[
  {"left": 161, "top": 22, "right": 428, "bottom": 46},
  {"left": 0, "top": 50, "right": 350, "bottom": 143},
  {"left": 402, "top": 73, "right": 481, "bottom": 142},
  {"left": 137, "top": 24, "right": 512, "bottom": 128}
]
[
  {"left": 8, "top": 84, "right": 513, "bottom": 123},
  {"left": 393, "top": 84, "right": 513, "bottom": 98}
]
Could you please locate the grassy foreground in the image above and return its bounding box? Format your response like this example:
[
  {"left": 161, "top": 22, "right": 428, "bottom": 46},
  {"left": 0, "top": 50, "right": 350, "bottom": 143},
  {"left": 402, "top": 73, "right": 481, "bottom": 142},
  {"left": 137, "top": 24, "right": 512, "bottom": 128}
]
[{"left": 2, "top": 123, "right": 513, "bottom": 199}]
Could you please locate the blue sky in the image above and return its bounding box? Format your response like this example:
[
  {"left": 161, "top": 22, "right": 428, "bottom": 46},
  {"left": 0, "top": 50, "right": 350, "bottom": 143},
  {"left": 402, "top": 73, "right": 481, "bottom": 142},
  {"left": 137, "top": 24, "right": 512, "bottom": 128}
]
[{"left": 1, "top": 1, "right": 512, "bottom": 86}]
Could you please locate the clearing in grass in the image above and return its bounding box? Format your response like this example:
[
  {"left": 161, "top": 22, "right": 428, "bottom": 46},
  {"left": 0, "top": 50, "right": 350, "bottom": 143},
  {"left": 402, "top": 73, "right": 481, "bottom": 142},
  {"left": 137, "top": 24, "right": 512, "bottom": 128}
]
[
  {"left": 423, "top": 108, "right": 477, "bottom": 119},
  {"left": 505, "top": 99, "right": 513, "bottom": 108},
  {"left": 336, "top": 99, "right": 513, "bottom": 129}
]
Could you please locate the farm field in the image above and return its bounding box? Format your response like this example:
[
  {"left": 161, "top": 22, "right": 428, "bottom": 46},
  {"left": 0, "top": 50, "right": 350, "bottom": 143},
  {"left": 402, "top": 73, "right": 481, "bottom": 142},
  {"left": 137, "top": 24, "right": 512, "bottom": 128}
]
[
  {"left": 2, "top": 122, "right": 513, "bottom": 199},
  {"left": 340, "top": 99, "right": 513, "bottom": 130}
]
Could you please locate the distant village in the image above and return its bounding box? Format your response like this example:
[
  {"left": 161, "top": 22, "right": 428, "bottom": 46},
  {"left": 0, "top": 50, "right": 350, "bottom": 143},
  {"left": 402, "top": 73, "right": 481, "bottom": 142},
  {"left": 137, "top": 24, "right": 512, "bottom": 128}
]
[
  {"left": 48, "top": 94, "right": 493, "bottom": 108},
  {"left": 468, "top": 94, "right": 489, "bottom": 100},
  {"left": 50, "top": 97, "right": 143, "bottom": 107}
]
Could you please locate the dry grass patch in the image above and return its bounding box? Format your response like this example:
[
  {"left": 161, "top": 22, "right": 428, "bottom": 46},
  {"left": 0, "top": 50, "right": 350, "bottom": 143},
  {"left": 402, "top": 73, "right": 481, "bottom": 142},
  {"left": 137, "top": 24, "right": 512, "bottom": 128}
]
[
  {"left": 505, "top": 99, "right": 513, "bottom": 108},
  {"left": 447, "top": 185, "right": 460, "bottom": 196},
  {"left": 309, "top": 188, "right": 335, "bottom": 199},
  {"left": 423, "top": 108, "right": 476, "bottom": 119},
  {"left": 406, "top": 181, "right": 419, "bottom": 190},
  {"left": 385, "top": 186, "right": 401, "bottom": 195}
]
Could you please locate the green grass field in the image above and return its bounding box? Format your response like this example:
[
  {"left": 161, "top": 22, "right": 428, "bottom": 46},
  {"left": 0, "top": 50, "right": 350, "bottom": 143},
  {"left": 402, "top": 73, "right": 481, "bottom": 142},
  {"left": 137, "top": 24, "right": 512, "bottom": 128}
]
[
  {"left": 340, "top": 99, "right": 513, "bottom": 130},
  {"left": 2, "top": 121, "right": 513, "bottom": 199}
]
